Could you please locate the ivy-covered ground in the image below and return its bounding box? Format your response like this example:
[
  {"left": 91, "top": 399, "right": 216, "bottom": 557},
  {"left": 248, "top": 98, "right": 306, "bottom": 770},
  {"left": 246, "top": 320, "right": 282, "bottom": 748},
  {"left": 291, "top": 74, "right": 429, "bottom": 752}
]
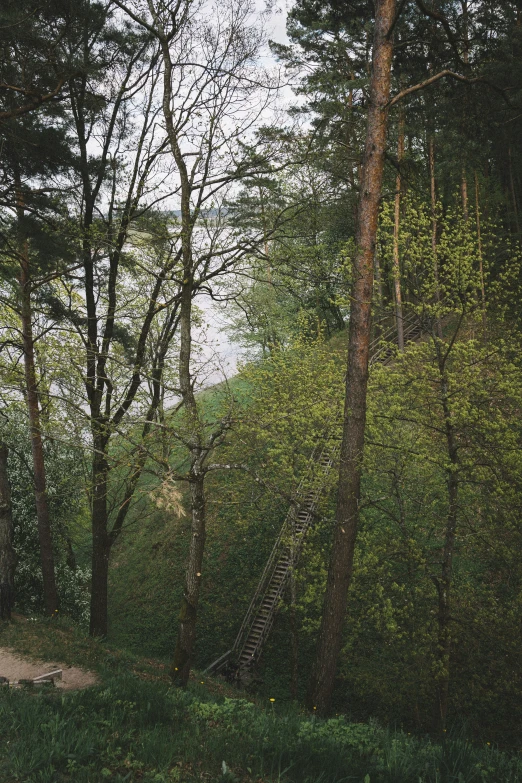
[{"left": 1, "top": 616, "right": 521, "bottom": 783}]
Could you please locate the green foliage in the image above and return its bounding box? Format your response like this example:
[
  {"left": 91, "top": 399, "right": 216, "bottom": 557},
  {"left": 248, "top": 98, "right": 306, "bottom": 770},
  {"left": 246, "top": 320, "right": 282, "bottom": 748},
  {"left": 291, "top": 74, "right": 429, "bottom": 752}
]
[
  {"left": 334, "top": 329, "right": 522, "bottom": 737},
  {"left": 109, "top": 297, "right": 522, "bottom": 741},
  {"left": 108, "top": 332, "right": 345, "bottom": 664},
  {"left": 2, "top": 666, "right": 522, "bottom": 783}
]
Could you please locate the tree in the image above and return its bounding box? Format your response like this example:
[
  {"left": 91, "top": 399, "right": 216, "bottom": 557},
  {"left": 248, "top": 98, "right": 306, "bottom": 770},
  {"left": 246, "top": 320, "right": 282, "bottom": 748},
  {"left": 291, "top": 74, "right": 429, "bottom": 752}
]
[
  {"left": 0, "top": 0, "right": 88, "bottom": 122},
  {"left": 113, "top": 0, "right": 287, "bottom": 683},
  {"left": 14, "top": 5, "right": 182, "bottom": 636},
  {"left": 0, "top": 109, "right": 78, "bottom": 614},
  {"left": 224, "top": 157, "right": 350, "bottom": 353},
  {"left": 307, "top": 0, "right": 397, "bottom": 716},
  {"left": 0, "top": 442, "right": 16, "bottom": 619}
]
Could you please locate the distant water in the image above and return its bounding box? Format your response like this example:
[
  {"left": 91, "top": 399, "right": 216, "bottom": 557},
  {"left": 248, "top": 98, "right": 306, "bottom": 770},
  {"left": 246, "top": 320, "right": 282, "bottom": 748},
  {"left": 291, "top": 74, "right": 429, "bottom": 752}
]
[{"left": 191, "top": 292, "right": 240, "bottom": 389}]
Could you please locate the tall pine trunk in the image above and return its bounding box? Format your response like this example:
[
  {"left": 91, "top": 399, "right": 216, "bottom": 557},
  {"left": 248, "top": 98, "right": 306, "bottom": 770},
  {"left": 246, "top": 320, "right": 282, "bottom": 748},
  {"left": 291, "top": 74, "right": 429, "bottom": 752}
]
[
  {"left": 307, "top": 0, "right": 397, "bottom": 715},
  {"left": 16, "top": 180, "right": 59, "bottom": 615},
  {"left": 0, "top": 443, "right": 16, "bottom": 620}
]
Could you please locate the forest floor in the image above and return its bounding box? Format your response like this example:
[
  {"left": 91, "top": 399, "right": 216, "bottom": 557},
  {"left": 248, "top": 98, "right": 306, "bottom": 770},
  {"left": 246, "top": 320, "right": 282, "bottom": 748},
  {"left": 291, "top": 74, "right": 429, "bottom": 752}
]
[
  {"left": 1, "top": 614, "right": 522, "bottom": 783},
  {"left": 0, "top": 645, "right": 97, "bottom": 689}
]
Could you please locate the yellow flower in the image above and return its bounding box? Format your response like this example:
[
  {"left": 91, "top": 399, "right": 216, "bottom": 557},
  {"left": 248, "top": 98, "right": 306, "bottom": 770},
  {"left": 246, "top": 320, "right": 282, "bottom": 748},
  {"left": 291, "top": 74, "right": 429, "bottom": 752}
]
[{"left": 269, "top": 698, "right": 275, "bottom": 702}]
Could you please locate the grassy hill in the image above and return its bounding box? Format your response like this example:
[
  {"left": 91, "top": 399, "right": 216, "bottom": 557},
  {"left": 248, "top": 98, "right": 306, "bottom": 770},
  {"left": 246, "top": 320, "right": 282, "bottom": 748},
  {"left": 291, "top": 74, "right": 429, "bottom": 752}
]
[{"left": 1, "top": 616, "right": 522, "bottom": 783}]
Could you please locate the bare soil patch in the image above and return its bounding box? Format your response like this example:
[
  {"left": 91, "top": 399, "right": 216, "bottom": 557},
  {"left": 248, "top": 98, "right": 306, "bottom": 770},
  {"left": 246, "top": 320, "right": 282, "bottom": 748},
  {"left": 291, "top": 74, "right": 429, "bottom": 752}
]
[{"left": 0, "top": 647, "right": 98, "bottom": 689}]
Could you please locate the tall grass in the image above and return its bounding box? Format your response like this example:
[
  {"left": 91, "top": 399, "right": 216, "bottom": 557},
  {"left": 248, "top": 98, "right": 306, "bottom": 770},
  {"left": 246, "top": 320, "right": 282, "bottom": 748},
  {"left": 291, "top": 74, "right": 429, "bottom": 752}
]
[{"left": 1, "top": 672, "right": 521, "bottom": 783}]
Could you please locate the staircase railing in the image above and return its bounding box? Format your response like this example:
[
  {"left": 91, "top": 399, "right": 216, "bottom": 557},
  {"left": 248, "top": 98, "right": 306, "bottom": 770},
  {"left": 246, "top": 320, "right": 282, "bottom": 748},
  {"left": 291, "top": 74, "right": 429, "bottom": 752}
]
[{"left": 234, "top": 436, "right": 340, "bottom": 676}]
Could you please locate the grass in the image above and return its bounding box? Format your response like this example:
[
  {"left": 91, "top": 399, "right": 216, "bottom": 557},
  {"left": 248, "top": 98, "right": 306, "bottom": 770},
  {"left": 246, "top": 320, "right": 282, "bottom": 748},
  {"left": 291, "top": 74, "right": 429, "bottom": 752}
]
[{"left": 1, "top": 616, "right": 522, "bottom": 783}]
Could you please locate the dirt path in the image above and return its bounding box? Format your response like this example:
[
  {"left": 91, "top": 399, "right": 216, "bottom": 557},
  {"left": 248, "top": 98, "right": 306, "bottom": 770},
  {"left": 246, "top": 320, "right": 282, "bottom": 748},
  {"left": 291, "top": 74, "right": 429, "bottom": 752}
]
[{"left": 0, "top": 647, "right": 98, "bottom": 689}]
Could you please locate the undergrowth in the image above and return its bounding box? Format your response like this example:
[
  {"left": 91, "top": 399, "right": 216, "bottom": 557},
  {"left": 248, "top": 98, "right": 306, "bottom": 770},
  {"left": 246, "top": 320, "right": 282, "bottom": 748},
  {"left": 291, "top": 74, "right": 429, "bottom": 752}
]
[{"left": 1, "top": 617, "right": 521, "bottom": 783}]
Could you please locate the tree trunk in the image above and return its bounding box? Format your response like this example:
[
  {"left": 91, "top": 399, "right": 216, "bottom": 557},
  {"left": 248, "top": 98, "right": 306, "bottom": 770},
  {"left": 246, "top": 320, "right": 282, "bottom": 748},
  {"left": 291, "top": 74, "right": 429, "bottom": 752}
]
[
  {"left": 461, "top": 167, "right": 469, "bottom": 221},
  {"left": 393, "top": 108, "right": 405, "bottom": 349},
  {"left": 429, "top": 138, "right": 443, "bottom": 339},
  {"left": 435, "top": 350, "right": 459, "bottom": 732},
  {"left": 171, "top": 475, "right": 206, "bottom": 685},
  {"left": 0, "top": 443, "right": 16, "bottom": 620},
  {"left": 460, "top": 1, "right": 469, "bottom": 224},
  {"left": 289, "top": 567, "right": 299, "bottom": 701},
  {"left": 16, "top": 183, "right": 59, "bottom": 615},
  {"left": 170, "top": 282, "right": 207, "bottom": 685},
  {"left": 157, "top": 26, "right": 211, "bottom": 686},
  {"left": 508, "top": 146, "right": 520, "bottom": 234},
  {"left": 374, "top": 249, "right": 384, "bottom": 339},
  {"left": 307, "top": 0, "right": 397, "bottom": 715},
  {"left": 474, "top": 172, "right": 487, "bottom": 334},
  {"left": 89, "top": 445, "right": 110, "bottom": 636}
]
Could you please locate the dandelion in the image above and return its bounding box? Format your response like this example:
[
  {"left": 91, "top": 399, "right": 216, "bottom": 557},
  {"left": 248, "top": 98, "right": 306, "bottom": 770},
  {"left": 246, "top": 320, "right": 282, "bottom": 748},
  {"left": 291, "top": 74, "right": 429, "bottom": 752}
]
[{"left": 269, "top": 698, "right": 275, "bottom": 702}]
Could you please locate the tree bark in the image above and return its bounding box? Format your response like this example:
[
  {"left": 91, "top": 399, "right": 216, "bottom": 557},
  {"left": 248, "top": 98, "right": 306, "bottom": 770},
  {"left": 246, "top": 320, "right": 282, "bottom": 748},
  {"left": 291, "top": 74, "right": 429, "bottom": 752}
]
[
  {"left": 69, "top": 55, "right": 171, "bottom": 637},
  {"left": 474, "top": 172, "right": 487, "bottom": 334},
  {"left": 461, "top": 167, "right": 469, "bottom": 221},
  {"left": 289, "top": 568, "right": 299, "bottom": 701},
  {"left": 460, "top": 1, "right": 469, "bottom": 223},
  {"left": 170, "top": 240, "right": 208, "bottom": 683},
  {"left": 307, "top": 0, "right": 397, "bottom": 715},
  {"left": 393, "top": 107, "right": 405, "bottom": 349},
  {"left": 0, "top": 443, "right": 16, "bottom": 620},
  {"left": 89, "top": 444, "right": 110, "bottom": 636},
  {"left": 154, "top": 14, "right": 211, "bottom": 685},
  {"left": 508, "top": 146, "right": 520, "bottom": 234},
  {"left": 16, "top": 181, "right": 59, "bottom": 615},
  {"left": 429, "top": 137, "right": 443, "bottom": 340},
  {"left": 435, "top": 348, "right": 459, "bottom": 732},
  {"left": 171, "top": 475, "right": 206, "bottom": 685}
]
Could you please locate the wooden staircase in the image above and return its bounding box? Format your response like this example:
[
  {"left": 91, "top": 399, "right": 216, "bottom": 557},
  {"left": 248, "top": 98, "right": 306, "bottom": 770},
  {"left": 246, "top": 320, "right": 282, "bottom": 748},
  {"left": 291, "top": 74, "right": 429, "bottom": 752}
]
[{"left": 206, "top": 312, "right": 425, "bottom": 681}]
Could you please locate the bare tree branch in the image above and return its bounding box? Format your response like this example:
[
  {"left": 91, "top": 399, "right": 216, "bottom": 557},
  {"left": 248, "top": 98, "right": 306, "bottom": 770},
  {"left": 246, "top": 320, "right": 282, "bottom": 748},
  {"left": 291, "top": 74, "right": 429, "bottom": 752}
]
[{"left": 389, "top": 69, "right": 512, "bottom": 107}]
